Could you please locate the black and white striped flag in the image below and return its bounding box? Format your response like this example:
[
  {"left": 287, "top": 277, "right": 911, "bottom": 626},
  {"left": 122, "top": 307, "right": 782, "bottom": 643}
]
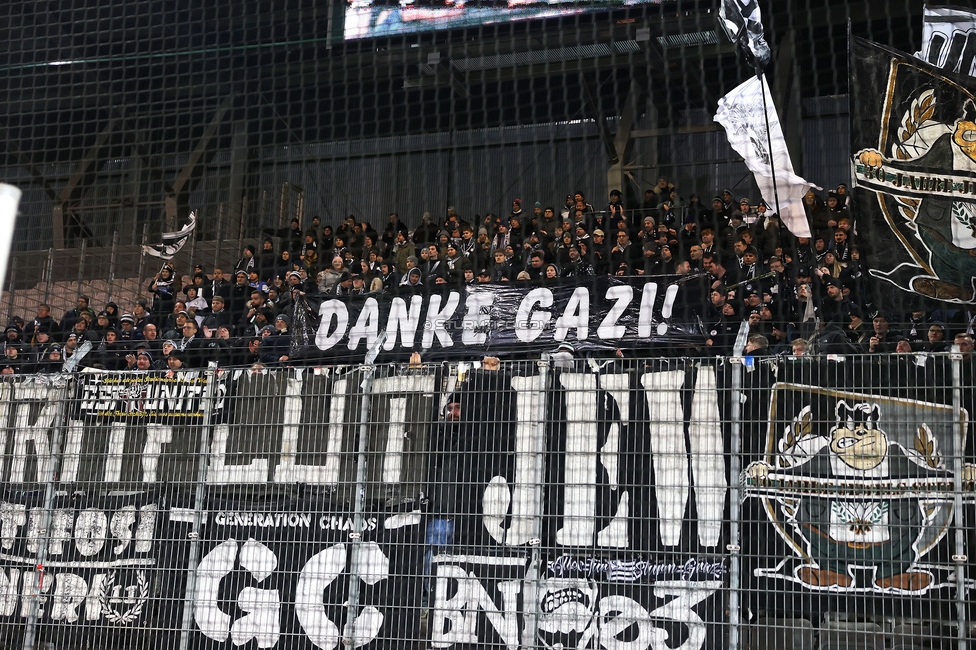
[{"left": 143, "top": 210, "right": 197, "bottom": 260}]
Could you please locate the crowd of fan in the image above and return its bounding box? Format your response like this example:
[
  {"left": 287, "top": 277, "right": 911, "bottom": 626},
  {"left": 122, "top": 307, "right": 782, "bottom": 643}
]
[{"left": 4, "top": 177, "right": 976, "bottom": 374}]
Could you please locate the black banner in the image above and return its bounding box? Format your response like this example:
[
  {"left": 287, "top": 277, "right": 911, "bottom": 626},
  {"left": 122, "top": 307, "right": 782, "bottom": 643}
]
[
  {"left": 850, "top": 36, "right": 976, "bottom": 304},
  {"left": 293, "top": 276, "right": 705, "bottom": 362},
  {"left": 437, "top": 362, "right": 731, "bottom": 553},
  {"left": 428, "top": 361, "right": 731, "bottom": 650},
  {"left": 0, "top": 490, "right": 179, "bottom": 649},
  {"left": 741, "top": 357, "right": 968, "bottom": 621},
  {"left": 208, "top": 367, "right": 438, "bottom": 504},
  {"left": 191, "top": 493, "right": 423, "bottom": 650},
  {"left": 0, "top": 363, "right": 971, "bottom": 649},
  {"left": 66, "top": 373, "right": 222, "bottom": 487}
]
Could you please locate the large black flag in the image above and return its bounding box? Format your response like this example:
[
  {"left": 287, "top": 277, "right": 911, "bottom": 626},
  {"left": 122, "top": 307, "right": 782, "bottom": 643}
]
[{"left": 850, "top": 36, "right": 976, "bottom": 305}]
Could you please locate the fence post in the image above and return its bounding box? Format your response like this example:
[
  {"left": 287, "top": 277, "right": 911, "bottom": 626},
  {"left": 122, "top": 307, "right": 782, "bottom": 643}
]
[
  {"left": 42, "top": 248, "right": 54, "bottom": 306},
  {"left": 6, "top": 256, "right": 17, "bottom": 324},
  {"left": 343, "top": 334, "right": 386, "bottom": 647},
  {"left": 214, "top": 203, "right": 224, "bottom": 271},
  {"left": 178, "top": 363, "right": 221, "bottom": 650},
  {"left": 949, "top": 349, "right": 969, "bottom": 650},
  {"left": 107, "top": 231, "right": 119, "bottom": 305},
  {"left": 521, "top": 356, "right": 551, "bottom": 648},
  {"left": 76, "top": 238, "right": 87, "bottom": 299},
  {"left": 726, "top": 322, "right": 750, "bottom": 650},
  {"left": 21, "top": 379, "right": 71, "bottom": 650}
]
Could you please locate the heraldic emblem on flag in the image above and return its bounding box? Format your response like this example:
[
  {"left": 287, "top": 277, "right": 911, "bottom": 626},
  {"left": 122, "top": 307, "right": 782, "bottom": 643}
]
[
  {"left": 744, "top": 384, "right": 976, "bottom": 594},
  {"left": 850, "top": 37, "right": 976, "bottom": 303}
]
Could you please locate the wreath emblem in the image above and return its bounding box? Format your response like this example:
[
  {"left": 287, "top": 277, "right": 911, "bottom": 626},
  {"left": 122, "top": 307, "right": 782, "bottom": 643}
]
[{"left": 98, "top": 570, "right": 150, "bottom": 625}]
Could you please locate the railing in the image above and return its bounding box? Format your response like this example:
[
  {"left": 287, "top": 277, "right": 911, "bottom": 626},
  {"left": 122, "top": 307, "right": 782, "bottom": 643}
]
[{"left": 0, "top": 353, "right": 972, "bottom": 650}]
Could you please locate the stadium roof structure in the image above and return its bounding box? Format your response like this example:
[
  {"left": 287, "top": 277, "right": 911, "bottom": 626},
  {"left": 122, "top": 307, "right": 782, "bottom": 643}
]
[{"left": 0, "top": 0, "right": 925, "bottom": 249}]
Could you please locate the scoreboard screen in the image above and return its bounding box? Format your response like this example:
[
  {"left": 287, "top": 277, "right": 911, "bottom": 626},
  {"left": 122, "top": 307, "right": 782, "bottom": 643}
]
[{"left": 344, "top": 0, "right": 660, "bottom": 40}]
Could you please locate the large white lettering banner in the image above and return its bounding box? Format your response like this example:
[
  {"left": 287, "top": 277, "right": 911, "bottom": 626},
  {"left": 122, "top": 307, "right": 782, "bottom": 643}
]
[
  {"left": 294, "top": 276, "right": 705, "bottom": 362},
  {"left": 428, "top": 363, "right": 729, "bottom": 650}
]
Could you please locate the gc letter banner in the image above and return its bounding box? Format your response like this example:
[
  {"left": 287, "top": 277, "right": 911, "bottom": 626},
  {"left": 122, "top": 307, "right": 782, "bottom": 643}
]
[
  {"left": 192, "top": 494, "right": 424, "bottom": 650},
  {"left": 297, "top": 276, "right": 704, "bottom": 362}
]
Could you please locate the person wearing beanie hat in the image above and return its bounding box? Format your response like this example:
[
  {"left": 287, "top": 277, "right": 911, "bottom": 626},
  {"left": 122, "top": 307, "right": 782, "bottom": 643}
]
[
  {"left": 510, "top": 198, "right": 524, "bottom": 223},
  {"left": 2, "top": 324, "right": 22, "bottom": 356},
  {"left": 90, "top": 310, "right": 111, "bottom": 336},
  {"left": 147, "top": 264, "right": 177, "bottom": 318},
  {"left": 227, "top": 268, "right": 254, "bottom": 322},
  {"left": 530, "top": 200, "right": 544, "bottom": 225},
  {"left": 263, "top": 313, "right": 293, "bottom": 364},
  {"left": 32, "top": 342, "right": 64, "bottom": 373},
  {"left": 136, "top": 349, "right": 155, "bottom": 371},
  {"left": 124, "top": 345, "right": 155, "bottom": 371},
  {"left": 165, "top": 348, "right": 187, "bottom": 373},
  {"left": 863, "top": 310, "right": 902, "bottom": 354},
  {"left": 235, "top": 244, "right": 257, "bottom": 277},
  {"left": 606, "top": 189, "right": 626, "bottom": 230},
  {"left": 399, "top": 256, "right": 420, "bottom": 286}
]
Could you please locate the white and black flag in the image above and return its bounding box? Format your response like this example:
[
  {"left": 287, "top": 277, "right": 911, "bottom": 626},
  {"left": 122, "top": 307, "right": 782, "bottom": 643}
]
[
  {"left": 718, "top": 0, "right": 771, "bottom": 70},
  {"left": 915, "top": 5, "right": 976, "bottom": 77},
  {"left": 142, "top": 210, "right": 197, "bottom": 260},
  {"left": 715, "top": 75, "right": 819, "bottom": 238}
]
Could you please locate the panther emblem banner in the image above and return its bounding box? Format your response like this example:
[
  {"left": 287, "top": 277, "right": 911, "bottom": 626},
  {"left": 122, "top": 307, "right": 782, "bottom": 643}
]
[{"left": 744, "top": 383, "right": 976, "bottom": 593}]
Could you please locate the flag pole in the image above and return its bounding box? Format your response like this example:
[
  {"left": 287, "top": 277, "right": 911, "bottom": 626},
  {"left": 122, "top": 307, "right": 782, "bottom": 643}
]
[{"left": 755, "top": 69, "right": 783, "bottom": 220}]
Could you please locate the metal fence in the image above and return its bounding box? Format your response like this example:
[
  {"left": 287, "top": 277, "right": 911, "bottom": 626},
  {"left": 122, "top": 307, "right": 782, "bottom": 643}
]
[{"left": 0, "top": 353, "right": 973, "bottom": 650}]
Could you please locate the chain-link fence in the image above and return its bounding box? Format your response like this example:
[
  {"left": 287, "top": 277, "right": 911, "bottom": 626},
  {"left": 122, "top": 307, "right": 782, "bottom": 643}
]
[
  {"left": 0, "top": 0, "right": 942, "bottom": 329},
  {"left": 0, "top": 353, "right": 972, "bottom": 649}
]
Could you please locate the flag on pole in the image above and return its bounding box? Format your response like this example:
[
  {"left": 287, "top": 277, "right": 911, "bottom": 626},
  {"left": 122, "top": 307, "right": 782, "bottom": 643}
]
[
  {"left": 143, "top": 210, "right": 197, "bottom": 260},
  {"left": 717, "top": 0, "right": 771, "bottom": 70},
  {"left": 714, "top": 75, "right": 818, "bottom": 238},
  {"left": 915, "top": 5, "right": 976, "bottom": 76}
]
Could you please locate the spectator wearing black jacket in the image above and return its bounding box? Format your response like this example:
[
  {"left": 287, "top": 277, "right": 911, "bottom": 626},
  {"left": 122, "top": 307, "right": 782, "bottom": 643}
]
[
  {"left": 864, "top": 311, "right": 902, "bottom": 353},
  {"left": 261, "top": 314, "right": 292, "bottom": 364},
  {"left": 148, "top": 266, "right": 177, "bottom": 317},
  {"left": 24, "top": 304, "right": 59, "bottom": 339},
  {"left": 257, "top": 238, "right": 278, "bottom": 282},
  {"left": 60, "top": 295, "right": 93, "bottom": 333},
  {"left": 610, "top": 230, "right": 640, "bottom": 270},
  {"left": 228, "top": 271, "right": 252, "bottom": 321},
  {"left": 96, "top": 329, "right": 126, "bottom": 370},
  {"left": 201, "top": 295, "right": 233, "bottom": 335},
  {"left": 180, "top": 319, "right": 208, "bottom": 368},
  {"left": 204, "top": 268, "right": 232, "bottom": 303}
]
